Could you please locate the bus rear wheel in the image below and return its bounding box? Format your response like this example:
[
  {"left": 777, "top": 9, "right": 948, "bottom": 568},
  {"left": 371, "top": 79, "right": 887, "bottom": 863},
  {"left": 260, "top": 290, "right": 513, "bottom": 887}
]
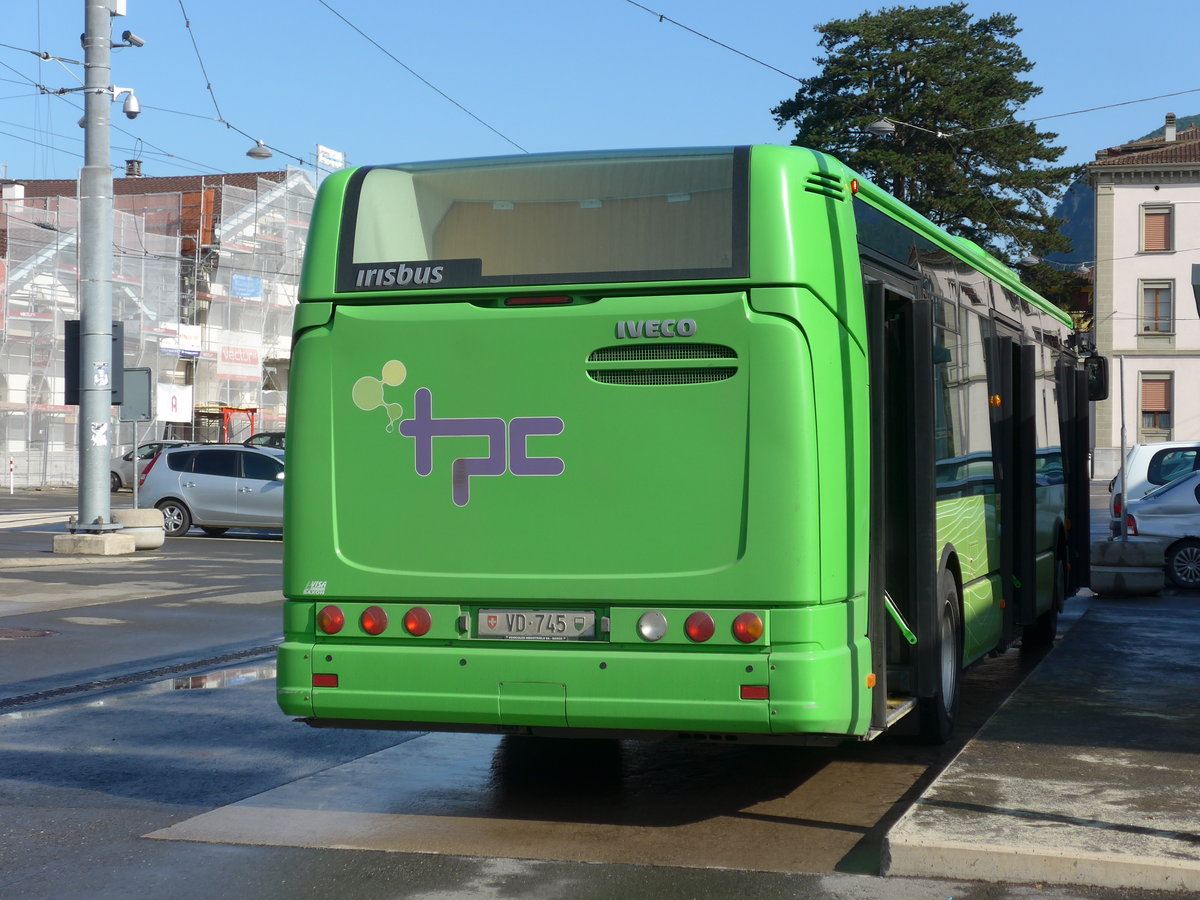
[{"left": 919, "top": 572, "right": 962, "bottom": 744}]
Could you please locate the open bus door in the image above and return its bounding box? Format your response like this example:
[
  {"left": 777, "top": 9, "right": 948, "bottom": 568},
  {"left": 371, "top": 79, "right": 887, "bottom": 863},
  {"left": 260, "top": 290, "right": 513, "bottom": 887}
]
[
  {"left": 864, "top": 268, "right": 945, "bottom": 740},
  {"left": 987, "top": 327, "right": 1038, "bottom": 643}
]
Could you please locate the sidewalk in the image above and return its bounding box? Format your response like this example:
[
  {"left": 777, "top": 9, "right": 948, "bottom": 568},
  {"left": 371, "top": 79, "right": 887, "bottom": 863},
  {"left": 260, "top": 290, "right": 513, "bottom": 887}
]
[{"left": 884, "top": 591, "right": 1200, "bottom": 892}]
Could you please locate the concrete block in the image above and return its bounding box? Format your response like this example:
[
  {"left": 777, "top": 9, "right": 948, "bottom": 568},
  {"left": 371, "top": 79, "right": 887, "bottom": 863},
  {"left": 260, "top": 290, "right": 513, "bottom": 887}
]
[
  {"left": 113, "top": 508, "right": 166, "bottom": 551},
  {"left": 1091, "top": 536, "right": 1170, "bottom": 568},
  {"left": 53, "top": 532, "right": 137, "bottom": 556},
  {"left": 1091, "top": 565, "right": 1164, "bottom": 596}
]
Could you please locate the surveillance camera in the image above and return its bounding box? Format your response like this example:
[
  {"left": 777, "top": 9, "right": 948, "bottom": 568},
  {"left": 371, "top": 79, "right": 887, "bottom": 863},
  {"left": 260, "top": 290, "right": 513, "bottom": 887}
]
[
  {"left": 121, "top": 30, "right": 145, "bottom": 47},
  {"left": 122, "top": 93, "right": 140, "bottom": 119}
]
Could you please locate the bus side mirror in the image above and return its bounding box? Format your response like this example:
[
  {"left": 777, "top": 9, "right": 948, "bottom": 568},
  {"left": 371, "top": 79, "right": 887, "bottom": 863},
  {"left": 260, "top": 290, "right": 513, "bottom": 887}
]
[{"left": 1085, "top": 355, "right": 1109, "bottom": 402}]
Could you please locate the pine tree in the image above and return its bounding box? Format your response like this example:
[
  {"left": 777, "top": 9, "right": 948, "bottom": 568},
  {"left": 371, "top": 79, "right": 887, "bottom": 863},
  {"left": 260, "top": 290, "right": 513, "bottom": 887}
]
[{"left": 773, "top": 3, "right": 1078, "bottom": 266}]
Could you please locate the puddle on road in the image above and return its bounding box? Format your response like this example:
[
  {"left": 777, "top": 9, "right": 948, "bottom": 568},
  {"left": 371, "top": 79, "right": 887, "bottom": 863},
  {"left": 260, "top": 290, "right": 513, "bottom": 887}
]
[
  {"left": 169, "top": 664, "right": 277, "bottom": 691},
  {"left": 1, "top": 661, "right": 277, "bottom": 722}
]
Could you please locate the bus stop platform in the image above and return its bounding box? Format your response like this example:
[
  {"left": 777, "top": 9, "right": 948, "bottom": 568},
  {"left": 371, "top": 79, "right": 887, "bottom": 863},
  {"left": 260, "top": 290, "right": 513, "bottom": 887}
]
[{"left": 884, "top": 591, "right": 1200, "bottom": 893}]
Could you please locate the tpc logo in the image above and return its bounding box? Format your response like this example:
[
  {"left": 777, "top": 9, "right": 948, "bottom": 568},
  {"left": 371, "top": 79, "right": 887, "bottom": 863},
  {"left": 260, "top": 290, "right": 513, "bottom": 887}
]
[{"left": 352, "top": 360, "right": 564, "bottom": 507}]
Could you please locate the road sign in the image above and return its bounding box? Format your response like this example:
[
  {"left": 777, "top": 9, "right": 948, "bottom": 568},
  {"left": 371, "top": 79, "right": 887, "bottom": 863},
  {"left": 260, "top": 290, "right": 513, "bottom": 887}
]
[{"left": 119, "top": 367, "right": 152, "bottom": 422}]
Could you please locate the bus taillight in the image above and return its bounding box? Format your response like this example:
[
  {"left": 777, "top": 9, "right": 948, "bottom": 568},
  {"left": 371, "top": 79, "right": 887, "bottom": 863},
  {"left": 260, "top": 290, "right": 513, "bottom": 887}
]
[
  {"left": 360, "top": 606, "right": 388, "bottom": 635},
  {"left": 684, "top": 611, "right": 715, "bottom": 642},
  {"left": 404, "top": 607, "right": 432, "bottom": 636},
  {"left": 317, "top": 605, "right": 345, "bottom": 634},
  {"left": 732, "top": 612, "right": 764, "bottom": 643}
]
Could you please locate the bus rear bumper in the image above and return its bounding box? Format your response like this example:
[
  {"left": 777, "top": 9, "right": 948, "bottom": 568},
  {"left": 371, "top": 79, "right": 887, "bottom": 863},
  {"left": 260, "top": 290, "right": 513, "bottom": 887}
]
[{"left": 276, "top": 637, "right": 869, "bottom": 738}]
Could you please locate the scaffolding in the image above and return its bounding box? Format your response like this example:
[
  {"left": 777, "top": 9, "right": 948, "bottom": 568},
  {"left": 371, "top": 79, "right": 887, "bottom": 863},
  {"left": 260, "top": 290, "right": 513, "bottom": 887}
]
[{"left": 0, "top": 168, "right": 314, "bottom": 487}]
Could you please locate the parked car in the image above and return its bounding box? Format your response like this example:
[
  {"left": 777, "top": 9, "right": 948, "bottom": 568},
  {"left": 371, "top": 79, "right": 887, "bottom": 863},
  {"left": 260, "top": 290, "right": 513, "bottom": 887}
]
[
  {"left": 244, "top": 431, "right": 286, "bottom": 450},
  {"left": 1108, "top": 441, "right": 1200, "bottom": 535},
  {"left": 138, "top": 444, "right": 285, "bottom": 537},
  {"left": 110, "top": 441, "right": 191, "bottom": 492},
  {"left": 1124, "top": 470, "right": 1200, "bottom": 588}
]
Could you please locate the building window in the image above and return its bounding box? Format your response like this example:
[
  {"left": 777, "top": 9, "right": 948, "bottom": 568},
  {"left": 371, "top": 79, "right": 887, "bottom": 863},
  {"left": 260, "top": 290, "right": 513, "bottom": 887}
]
[
  {"left": 1141, "top": 204, "right": 1173, "bottom": 252},
  {"left": 1140, "top": 374, "right": 1173, "bottom": 435},
  {"left": 1141, "top": 281, "right": 1174, "bottom": 333}
]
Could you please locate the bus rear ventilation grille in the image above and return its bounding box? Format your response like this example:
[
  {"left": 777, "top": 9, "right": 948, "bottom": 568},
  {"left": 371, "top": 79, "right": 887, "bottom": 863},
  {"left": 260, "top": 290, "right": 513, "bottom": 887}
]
[
  {"left": 587, "top": 367, "right": 737, "bottom": 386},
  {"left": 588, "top": 343, "right": 737, "bottom": 362},
  {"left": 804, "top": 172, "right": 846, "bottom": 200}
]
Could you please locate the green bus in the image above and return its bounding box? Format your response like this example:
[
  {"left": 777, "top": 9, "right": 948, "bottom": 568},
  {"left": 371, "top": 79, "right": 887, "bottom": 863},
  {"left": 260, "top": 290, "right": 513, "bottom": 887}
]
[{"left": 277, "top": 145, "right": 1100, "bottom": 744}]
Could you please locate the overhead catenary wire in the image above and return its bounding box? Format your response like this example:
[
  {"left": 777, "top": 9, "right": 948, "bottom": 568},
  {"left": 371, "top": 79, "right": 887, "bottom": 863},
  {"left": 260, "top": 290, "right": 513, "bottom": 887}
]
[
  {"left": 619, "top": 1, "right": 1200, "bottom": 141},
  {"left": 175, "top": 0, "right": 307, "bottom": 166},
  {"left": 314, "top": 0, "right": 527, "bottom": 154}
]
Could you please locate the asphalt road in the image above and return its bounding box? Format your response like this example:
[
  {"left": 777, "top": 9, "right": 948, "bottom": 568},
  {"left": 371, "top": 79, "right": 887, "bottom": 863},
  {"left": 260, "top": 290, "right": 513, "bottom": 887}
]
[{"left": 0, "top": 486, "right": 1177, "bottom": 899}]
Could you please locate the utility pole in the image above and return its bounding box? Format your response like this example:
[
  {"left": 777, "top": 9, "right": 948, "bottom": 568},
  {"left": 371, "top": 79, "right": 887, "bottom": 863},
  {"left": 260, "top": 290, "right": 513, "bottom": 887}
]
[{"left": 55, "top": 0, "right": 133, "bottom": 554}]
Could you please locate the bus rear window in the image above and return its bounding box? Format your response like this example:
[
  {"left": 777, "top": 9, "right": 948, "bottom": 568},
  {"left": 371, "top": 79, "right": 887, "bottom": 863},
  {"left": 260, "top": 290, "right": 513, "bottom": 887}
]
[{"left": 337, "top": 148, "right": 748, "bottom": 292}]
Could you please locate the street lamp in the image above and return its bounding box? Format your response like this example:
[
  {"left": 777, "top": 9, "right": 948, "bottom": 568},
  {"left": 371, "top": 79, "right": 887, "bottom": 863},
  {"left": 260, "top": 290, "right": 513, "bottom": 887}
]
[
  {"left": 866, "top": 118, "right": 896, "bottom": 138},
  {"left": 246, "top": 141, "right": 272, "bottom": 161}
]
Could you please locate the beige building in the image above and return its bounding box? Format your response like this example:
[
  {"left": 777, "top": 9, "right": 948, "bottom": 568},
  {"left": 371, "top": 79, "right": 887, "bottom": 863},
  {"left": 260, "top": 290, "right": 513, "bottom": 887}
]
[{"left": 1090, "top": 114, "right": 1200, "bottom": 477}]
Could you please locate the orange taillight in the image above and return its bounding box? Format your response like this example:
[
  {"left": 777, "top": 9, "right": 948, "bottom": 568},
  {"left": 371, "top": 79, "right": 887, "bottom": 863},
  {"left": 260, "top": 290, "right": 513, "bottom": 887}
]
[
  {"left": 732, "top": 612, "right": 764, "bottom": 643},
  {"left": 316, "top": 605, "right": 345, "bottom": 635}
]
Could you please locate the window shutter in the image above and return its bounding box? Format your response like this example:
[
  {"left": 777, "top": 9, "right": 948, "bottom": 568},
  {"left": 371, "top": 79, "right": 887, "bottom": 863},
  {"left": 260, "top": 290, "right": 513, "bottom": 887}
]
[
  {"left": 1144, "top": 209, "right": 1171, "bottom": 251},
  {"left": 1142, "top": 378, "right": 1170, "bottom": 412}
]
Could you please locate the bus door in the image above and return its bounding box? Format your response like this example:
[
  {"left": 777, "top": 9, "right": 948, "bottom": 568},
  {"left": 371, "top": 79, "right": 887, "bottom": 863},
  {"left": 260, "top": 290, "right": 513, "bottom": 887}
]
[
  {"left": 864, "top": 267, "right": 937, "bottom": 732},
  {"left": 1057, "top": 355, "right": 1091, "bottom": 593},
  {"left": 988, "top": 323, "right": 1038, "bottom": 639}
]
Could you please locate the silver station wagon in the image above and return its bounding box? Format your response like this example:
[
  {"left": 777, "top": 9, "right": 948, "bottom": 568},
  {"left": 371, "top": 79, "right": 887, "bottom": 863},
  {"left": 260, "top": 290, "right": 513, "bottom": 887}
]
[{"left": 138, "top": 444, "right": 285, "bottom": 537}]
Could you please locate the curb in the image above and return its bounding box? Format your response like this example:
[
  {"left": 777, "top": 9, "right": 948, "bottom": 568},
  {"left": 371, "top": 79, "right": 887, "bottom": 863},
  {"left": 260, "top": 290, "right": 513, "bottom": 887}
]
[
  {"left": 884, "top": 832, "right": 1200, "bottom": 893},
  {"left": 0, "top": 554, "right": 157, "bottom": 570}
]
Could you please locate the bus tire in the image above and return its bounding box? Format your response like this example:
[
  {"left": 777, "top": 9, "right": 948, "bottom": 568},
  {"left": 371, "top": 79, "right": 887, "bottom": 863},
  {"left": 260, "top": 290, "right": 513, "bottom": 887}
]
[
  {"left": 1023, "top": 557, "right": 1064, "bottom": 649},
  {"left": 919, "top": 571, "right": 962, "bottom": 744}
]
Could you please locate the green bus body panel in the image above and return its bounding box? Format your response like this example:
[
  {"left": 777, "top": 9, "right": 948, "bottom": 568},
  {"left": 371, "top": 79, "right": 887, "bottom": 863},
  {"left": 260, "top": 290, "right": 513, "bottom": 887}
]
[
  {"left": 285, "top": 291, "right": 834, "bottom": 601},
  {"left": 280, "top": 144, "right": 1066, "bottom": 739}
]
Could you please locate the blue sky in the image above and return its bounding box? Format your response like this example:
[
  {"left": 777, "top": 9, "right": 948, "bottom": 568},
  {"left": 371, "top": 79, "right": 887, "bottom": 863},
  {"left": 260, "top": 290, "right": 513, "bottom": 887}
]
[{"left": 1, "top": 1, "right": 1197, "bottom": 181}]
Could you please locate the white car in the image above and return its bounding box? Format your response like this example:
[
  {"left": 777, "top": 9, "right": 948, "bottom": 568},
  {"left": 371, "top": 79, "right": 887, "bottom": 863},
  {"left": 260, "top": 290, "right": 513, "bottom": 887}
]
[
  {"left": 110, "top": 441, "right": 192, "bottom": 491},
  {"left": 1124, "top": 470, "right": 1200, "bottom": 588},
  {"left": 1108, "top": 441, "right": 1200, "bottom": 535},
  {"left": 138, "top": 444, "right": 285, "bottom": 537}
]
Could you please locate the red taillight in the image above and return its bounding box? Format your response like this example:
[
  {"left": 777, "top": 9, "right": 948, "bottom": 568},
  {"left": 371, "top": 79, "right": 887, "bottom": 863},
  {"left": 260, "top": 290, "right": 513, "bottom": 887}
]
[
  {"left": 1126, "top": 514, "right": 1138, "bottom": 536},
  {"left": 316, "top": 605, "right": 345, "bottom": 634},
  {"left": 138, "top": 452, "right": 160, "bottom": 486},
  {"left": 732, "top": 612, "right": 764, "bottom": 643},
  {"left": 403, "top": 607, "right": 432, "bottom": 636},
  {"left": 740, "top": 685, "right": 769, "bottom": 700},
  {"left": 360, "top": 606, "right": 388, "bottom": 635},
  {"left": 684, "top": 611, "right": 715, "bottom": 643},
  {"left": 504, "top": 295, "right": 572, "bottom": 307},
  {"left": 312, "top": 674, "right": 338, "bottom": 688},
  {"left": 1113, "top": 494, "right": 1123, "bottom": 517}
]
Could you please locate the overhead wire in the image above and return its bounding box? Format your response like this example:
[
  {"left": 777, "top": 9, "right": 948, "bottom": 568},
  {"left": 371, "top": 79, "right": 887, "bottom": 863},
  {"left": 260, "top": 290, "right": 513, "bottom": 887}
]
[
  {"left": 620, "top": 1, "right": 1200, "bottom": 141},
  {"left": 175, "top": 0, "right": 307, "bottom": 166},
  {"left": 314, "top": 0, "right": 527, "bottom": 153}
]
